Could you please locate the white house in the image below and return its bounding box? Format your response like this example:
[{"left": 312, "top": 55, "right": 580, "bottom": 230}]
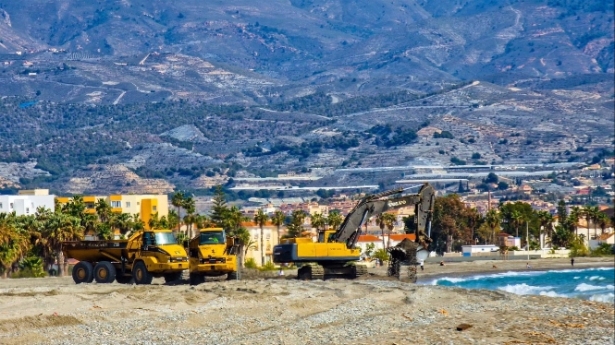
[
  {"left": 0, "top": 189, "right": 55, "bottom": 216},
  {"left": 461, "top": 245, "right": 500, "bottom": 257},
  {"left": 589, "top": 233, "right": 615, "bottom": 250}
]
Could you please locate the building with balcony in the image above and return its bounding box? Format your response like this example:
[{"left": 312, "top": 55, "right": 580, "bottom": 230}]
[
  {"left": 55, "top": 194, "right": 169, "bottom": 229},
  {"left": 0, "top": 189, "right": 56, "bottom": 216}
]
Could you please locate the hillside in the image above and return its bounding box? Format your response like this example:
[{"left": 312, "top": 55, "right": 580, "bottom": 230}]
[{"left": 0, "top": 0, "right": 613, "bottom": 194}]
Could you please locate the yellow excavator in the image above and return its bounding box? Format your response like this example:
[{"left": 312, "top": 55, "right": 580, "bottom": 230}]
[{"left": 272, "top": 183, "right": 435, "bottom": 280}]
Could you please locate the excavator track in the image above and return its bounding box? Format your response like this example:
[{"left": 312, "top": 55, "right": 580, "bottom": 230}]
[
  {"left": 353, "top": 264, "right": 368, "bottom": 278},
  {"left": 298, "top": 263, "right": 325, "bottom": 280}
]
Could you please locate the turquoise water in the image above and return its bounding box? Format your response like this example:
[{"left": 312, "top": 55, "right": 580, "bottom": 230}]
[{"left": 427, "top": 267, "right": 614, "bottom": 304}]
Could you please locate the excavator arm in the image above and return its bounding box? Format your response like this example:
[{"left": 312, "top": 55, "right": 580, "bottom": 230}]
[{"left": 332, "top": 183, "right": 436, "bottom": 249}]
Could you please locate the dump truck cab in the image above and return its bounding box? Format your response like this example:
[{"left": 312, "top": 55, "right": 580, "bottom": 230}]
[{"left": 187, "top": 228, "right": 240, "bottom": 285}]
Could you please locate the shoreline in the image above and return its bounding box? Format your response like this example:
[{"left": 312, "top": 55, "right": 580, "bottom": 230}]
[{"left": 416, "top": 260, "right": 615, "bottom": 284}]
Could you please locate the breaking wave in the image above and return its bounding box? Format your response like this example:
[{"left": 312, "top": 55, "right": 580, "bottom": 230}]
[{"left": 429, "top": 267, "right": 614, "bottom": 303}]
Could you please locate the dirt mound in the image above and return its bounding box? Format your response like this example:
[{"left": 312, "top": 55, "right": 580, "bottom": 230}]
[{"left": 0, "top": 315, "right": 82, "bottom": 332}]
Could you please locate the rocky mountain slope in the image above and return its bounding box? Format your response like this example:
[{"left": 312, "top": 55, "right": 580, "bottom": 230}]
[{"left": 0, "top": 0, "right": 612, "bottom": 194}]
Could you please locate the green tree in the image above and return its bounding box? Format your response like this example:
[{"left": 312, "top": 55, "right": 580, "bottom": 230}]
[
  {"left": 210, "top": 186, "right": 229, "bottom": 227},
  {"left": 364, "top": 242, "right": 375, "bottom": 257},
  {"left": 310, "top": 212, "right": 326, "bottom": 232},
  {"left": 271, "top": 210, "right": 286, "bottom": 244},
  {"left": 485, "top": 209, "right": 501, "bottom": 244},
  {"left": 536, "top": 211, "right": 554, "bottom": 247},
  {"left": 327, "top": 210, "right": 344, "bottom": 230},
  {"left": 382, "top": 213, "right": 396, "bottom": 247},
  {"left": 171, "top": 191, "right": 186, "bottom": 232},
  {"left": 183, "top": 195, "right": 196, "bottom": 238},
  {"left": 253, "top": 208, "right": 269, "bottom": 265}
]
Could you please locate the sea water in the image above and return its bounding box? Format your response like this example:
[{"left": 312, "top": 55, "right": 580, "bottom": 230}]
[{"left": 426, "top": 267, "right": 615, "bottom": 303}]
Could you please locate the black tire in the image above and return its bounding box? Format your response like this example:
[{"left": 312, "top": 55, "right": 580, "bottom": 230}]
[
  {"left": 227, "top": 271, "right": 238, "bottom": 280},
  {"left": 132, "top": 261, "right": 153, "bottom": 285},
  {"left": 94, "top": 261, "right": 116, "bottom": 284},
  {"left": 163, "top": 271, "right": 183, "bottom": 284},
  {"left": 189, "top": 272, "right": 205, "bottom": 286},
  {"left": 72, "top": 261, "right": 94, "bottom": 284},
  {"left": 115, "top": 275, "right": 134, "bottom": 284}
]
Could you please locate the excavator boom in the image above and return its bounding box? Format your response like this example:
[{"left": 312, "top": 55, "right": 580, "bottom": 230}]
[{"left": 332, "top": 183, "right": 435, "bottom": 249}]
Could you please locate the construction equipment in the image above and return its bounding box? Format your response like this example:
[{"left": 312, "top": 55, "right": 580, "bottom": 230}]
[
  {"left": 187, "top": 228, "right": 241, "bottom": 285},
  {"left": 273, "top": 183, "right": 436, "bottom": 280},
  {"left": 62, "top": 229, "right": 189, "bottom": 285}
]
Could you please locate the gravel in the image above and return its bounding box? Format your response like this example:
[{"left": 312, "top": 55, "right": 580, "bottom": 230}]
[{"left": 0, "top": 266, "right": 613, "bottom": 345}]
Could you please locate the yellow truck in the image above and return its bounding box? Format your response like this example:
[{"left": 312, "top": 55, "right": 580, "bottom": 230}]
[
  {"left": 62, "top": 229, "right": 189, "bottom": 285},
  {"left": 273, "top": 183, "right": 435, "bottom": 280},
  {"left": 187, "top": 228, "right": 241, "bottom": 285}
]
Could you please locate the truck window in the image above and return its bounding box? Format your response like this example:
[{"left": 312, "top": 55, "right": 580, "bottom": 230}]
[
  {"left": 200, "top": 231, "right": 225, "bottom": 245},
  {"left": 154, "top": 232, "right": 176, "bottom": 245}
]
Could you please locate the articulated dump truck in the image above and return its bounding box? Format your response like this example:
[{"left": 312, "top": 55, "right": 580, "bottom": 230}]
[
  {"left": 187, "top": 228, "right": 241, "bottom": 285},
  {"left": 62, "top": 229, "right": 189, "bottom": 285}
]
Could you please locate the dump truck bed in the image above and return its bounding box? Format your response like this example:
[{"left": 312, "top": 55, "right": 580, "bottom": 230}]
[{"left": 63, "top": 240, "right": 128, "bottom": 263}]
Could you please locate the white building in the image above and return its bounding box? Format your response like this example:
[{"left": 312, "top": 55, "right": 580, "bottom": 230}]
[
  {"left": 0, "top": 189, "right": 55, "bottom": 216},
  {"left": 461, "top": 245, "right": 500, "bottom": 257}
]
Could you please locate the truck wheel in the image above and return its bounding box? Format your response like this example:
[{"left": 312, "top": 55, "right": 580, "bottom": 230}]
[
  {"left": 94, "top": 261, "right": 116, "bottom": 284},
  {"left": 132, "top": 261, "right": 153, "bottom": 285},
  {"left": 226, "top": 271, "right": 238, "bottom": 280},
  {"left": 115, "top": 275, "right": 133, "bottom": 284},
  {"left": 189, "top": 273, "right": 205, "bottom": 286},
  {"left": 72, "top": 262, "right": 94, "bottom": 284},
  {"left": 163, "top": 272, "right": 182, "bottom": 284}
]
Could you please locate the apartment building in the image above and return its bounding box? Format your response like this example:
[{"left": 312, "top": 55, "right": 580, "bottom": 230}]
[
  {"left": 0, "top": 189, "right": 55, "bottom": 216},
  {"left": 56, "top": 194, "right": 169, "bottom": 229},
  {"left": 242, "top": 221, "right": 280, "bottom": 266}
]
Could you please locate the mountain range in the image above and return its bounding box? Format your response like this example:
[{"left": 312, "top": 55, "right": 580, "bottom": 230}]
[{"left": 0, "top": 0, "right": 612, "bottom": 194}]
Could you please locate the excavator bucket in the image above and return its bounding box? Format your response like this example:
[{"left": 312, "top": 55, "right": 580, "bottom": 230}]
[{"left": 387, "top": 239, "right": 420, "bottom": 282}]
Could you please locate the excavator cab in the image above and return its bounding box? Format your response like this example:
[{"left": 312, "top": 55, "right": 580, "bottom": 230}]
[{"left": 317, "top": 230, "right": 336, "bottom": 243}]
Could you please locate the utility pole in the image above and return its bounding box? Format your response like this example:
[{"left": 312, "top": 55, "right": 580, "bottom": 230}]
[{"left": 526, "top": 221, "right": 529, "bottom": 261}]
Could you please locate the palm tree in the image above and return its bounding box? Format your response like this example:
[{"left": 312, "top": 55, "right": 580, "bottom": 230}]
[
  {"left": 536, "top": 211, "right": 553, "bottom": 248},
  {"left": 271, "top": 210, "right": 286, "bottom": 244},
  {"left": 510, "top": 210, "right": 523, "bottom": 238},
  {"left": 376, "top": 213, "right": 388, "bottom": 249},
  {"left": 310, "top": 212, "right": 326, "bottom": 232},
  {"left": 568, "top": 206, "right": 581, "bottom": 236},
  {"left": 581, "top": 205, "right": 598, "bottom": 242},
  {"left": 183, "top": 195, "right": 196, "bottom": 238},
  {"left": 171, "top": 191, "right": 185, "bottom": 232},
  {"left": 44, "top": 213, "right": 84, "bottom": 276},
  {"left": 132, "top": 213, "right": 145, "bottom": 233},
  {"left": 95, "top": 198, "right": 112, "bottom": 223},
  {"left": 287, "top": 210, "right": 307, "bottom": 238},
  {"left": 253, "top": 209, "right": 269, "bottom": 266},
  {"left": 588, "top": 206, "right": 600, "bottom": 240},
  {"left": 0, "top": 223, "right": 29, "bottom": 278},
  {"left": 485, "top": 209, "right": 501, "bottom": 244},
  {"left": 227, "top": 206, "right": 247, "bottom": 235},
  {"left": 327, "top": 210, "right": 344, "bottom": 231},
  {"left": 167, "top": 210, "right": 180, "bottom": 230},
  {"left": 148, "top": 212, "right": 160, "bottom": 230},
  {"left": 596, "top": 212, "right": 611, "bottom": 236},
  {"left": 383, "top": 213, "right": 396, "bottom": 247},
  {"left": 113, "top": 213, "right": 133, "bottom": 237}
]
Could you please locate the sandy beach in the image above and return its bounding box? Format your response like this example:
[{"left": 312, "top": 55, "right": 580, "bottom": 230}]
[{"left": 0, "top": 257, "right": 613, "bottom": 345}]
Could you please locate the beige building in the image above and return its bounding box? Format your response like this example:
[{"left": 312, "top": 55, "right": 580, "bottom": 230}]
[
  {"left": 242, "top": 221, "right": 280, "bottom": 266},
  {"left": 56, "top": 194, "right": 169, "bottom": 230}
]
